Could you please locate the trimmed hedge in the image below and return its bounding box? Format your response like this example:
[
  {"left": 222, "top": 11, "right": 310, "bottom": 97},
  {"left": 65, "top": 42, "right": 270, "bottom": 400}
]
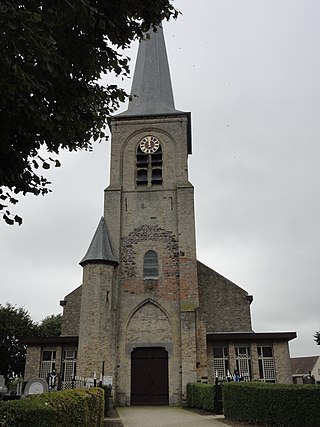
[
  {"left": 186, "top": 382, "right": 222, "bottom": 414},
  {"left": 0, "top": 388, "right": 104, "bottom": 427},
  {"left": 222, "top": 382, "right": 320, "bottom": 427}
]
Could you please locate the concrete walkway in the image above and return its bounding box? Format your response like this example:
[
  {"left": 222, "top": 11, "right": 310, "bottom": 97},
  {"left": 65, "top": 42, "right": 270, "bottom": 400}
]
[{"left": 116, "top": 406, "right": 227, "bottom": 427}]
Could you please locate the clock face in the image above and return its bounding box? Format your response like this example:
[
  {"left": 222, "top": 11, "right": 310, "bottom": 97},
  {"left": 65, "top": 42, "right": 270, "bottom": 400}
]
[{"left": 139, "top": 136, "right": 160, "bottom": 154}]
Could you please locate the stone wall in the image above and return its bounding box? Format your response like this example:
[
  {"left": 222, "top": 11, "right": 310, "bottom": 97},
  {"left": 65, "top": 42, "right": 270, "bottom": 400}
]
[
  {"left": 273, "top": 341, "right": 293, "bottom": 384},
  {"left": 77, "top": 263, "right": 116, "bottom": 379},
  {"left": 61, "top": 285, "right": 82, "bottom": 336},
  {"left": 197, "top": 261, "right": 252, "bottom": 332},
  {"left": 24, "top": 346, "right": 41, "bottom": 380},
  {"left": 126, "top": 302, "right": 172, "bottom": 344},
  {"left": 106, "top": 115, "right": 199, "bottom": 406},
  {"left": 207, "top": 339, "right": 293, "bottom": 384}
]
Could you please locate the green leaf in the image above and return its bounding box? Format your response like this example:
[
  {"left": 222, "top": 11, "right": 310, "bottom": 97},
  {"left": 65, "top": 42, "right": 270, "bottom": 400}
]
[
  {"left": 29, "top": 13, "right": 42, "bottom": 23},
  {"left": 0, "top": 0, "right": 177, "bottom": 225}
]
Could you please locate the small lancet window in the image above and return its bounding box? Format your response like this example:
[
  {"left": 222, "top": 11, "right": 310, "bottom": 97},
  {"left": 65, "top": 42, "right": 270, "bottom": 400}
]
[{"left": 143, "top": 250, "right": 159, "bottom": 278}]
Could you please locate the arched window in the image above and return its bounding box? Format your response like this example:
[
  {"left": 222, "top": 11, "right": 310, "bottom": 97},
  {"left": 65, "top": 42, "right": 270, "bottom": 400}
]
[
  {"left": 136, "top": 144, "right": 162, "bottom": 186},
  {"left": 143, "top": 250, "right": 159, "bottom": 278}
]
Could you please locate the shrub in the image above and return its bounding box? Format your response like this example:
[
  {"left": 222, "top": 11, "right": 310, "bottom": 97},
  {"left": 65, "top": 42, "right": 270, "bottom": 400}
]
[
  {"left": 186, "top": 383, "right": 195, "bottom": 408},
  {"left": 0, "top": 398, "right": 55, "bottom": 427},
  {"left": 222, "top": 382, "right": 320, "bottom": 427},
  {"left": 186, "top": 382, "right": 222, "bottom": 414},
  {"left": 0, "top": 388, "right": 104, "bottom": 427}
]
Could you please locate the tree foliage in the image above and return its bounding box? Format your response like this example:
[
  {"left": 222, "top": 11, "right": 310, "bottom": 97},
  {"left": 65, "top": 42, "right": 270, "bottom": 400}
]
[
  {"left": 314, "top": 330, "right": 320, "bottom": 345},
  {"left": 37, "top": 313, "right": 62, "bottom": 337},
  {"left": 0, "top": 304, "right": 63, "bottom": 382},
  {"left": 0, "top": 303, "right": 37, "bottom": 381},
  {"left": 0, "top": 0, "right": 177, "bottom": 225}
]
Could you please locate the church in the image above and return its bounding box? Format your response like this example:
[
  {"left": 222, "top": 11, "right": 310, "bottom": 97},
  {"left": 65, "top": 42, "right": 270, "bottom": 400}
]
[{"left": 24, "top": 26, "right": 296, "bottom": 406}]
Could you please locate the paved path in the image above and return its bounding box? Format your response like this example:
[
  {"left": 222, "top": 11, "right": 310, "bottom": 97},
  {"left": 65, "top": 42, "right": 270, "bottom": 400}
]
[{"left": 116, "top": 406, "right": 227, "bottom": 427}]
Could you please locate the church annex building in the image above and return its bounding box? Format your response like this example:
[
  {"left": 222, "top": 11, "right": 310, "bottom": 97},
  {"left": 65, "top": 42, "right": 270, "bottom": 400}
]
[{"left": 24, "top": 27, "right": 296, "bottom": 406}]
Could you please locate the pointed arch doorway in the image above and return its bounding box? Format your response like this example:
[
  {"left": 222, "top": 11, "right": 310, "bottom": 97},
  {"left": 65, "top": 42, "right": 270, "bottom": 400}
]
[{"left": 131, "top": 347, "right": 169, "bottom": 405}]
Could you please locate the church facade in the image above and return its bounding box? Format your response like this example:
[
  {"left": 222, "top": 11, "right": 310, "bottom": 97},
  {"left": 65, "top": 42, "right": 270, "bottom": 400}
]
[{"left": 24, "top": 27, "right": 296, "bottom": 406}]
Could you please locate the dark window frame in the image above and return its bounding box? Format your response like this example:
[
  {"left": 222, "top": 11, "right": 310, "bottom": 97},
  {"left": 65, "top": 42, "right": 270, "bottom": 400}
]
[
  {"left": 143, "top": 250, "right": 159, "bottom": 278},
  {"left": 136, "top": 145, "right": 163, "bottom": 187}
]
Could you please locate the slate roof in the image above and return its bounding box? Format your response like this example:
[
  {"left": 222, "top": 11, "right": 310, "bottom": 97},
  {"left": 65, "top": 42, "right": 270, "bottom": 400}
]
[
  {"left": 80, "top": 217, "right": 118, "bottom": 266},
  {"left": 115, "top": 25, "right": 192, "bottom": 154},
  {"left": 291, "top": 356, "right": 319, "bottom": 375},
  {"left": 118, "top": 25, "right": 182, "bottom": 117}
]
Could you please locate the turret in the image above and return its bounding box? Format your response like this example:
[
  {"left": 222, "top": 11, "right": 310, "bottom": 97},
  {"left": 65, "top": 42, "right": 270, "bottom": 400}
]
[{"left": 77, "top": 217, "right": 118, "bottom": 380}]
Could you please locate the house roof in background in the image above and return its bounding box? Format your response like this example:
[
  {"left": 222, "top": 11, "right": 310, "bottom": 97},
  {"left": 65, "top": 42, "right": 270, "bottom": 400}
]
[{"left": 291, "top": 356, "right": 319, "bottom": 375}]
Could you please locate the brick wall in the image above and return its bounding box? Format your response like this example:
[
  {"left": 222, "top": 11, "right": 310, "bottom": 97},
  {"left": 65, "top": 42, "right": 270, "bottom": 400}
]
[
  {"left": 273, "top": 341, "right": 293, "bottom": 384},
  {"left": 206, "top": 340, "right": 293, "bottom": 384},
  {"left": 197, "top": 261, "right": 252, "bottom": 332},
  {"left": 61, "top": 285, "right": 82, "bottom": 336},
  {"left": 24, "top": 346, "right": 41, "bottom": 380},
  {"left": 77, "top": 263, "right": 116, "bottom": 378}
]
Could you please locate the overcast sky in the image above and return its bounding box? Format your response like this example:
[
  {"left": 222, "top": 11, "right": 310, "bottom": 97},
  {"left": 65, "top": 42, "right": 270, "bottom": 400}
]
[{"left": 1, "top": 0, "right": 319, "bottom": 358}]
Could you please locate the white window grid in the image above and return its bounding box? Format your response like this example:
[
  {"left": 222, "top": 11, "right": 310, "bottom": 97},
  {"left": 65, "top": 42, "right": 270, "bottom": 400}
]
[
  {"left": 40, "top": 350, "right": 56, "bottom": 380},
  {"left": 213, "top": 359, "right": 227, "bottom": 380},
  {"left": 237, "top": 355, "right": 250, "bottom": 378},
  {"left": 64, "top": 349, "right": 77, "bottom": 359},
  {"left": 62, "top": 349, "right": 77, "bottom": 383},
  {"left": 236, "top": 348, "right": 251, "bottom": 380},
  {"left": 261, "top": 358, "right": 275, "bottom": 380},
  {"left": 213, "top": 347, "right": 228, "bottom": 380},
  {"left": 40, "top": 360, "right": 55, "bottom": 380},
  {"left": 258, "top": 346, "right": 275, "bottom": 381},
  {"left": 62, "top": 360, "right": 76, "bottom": 382}
]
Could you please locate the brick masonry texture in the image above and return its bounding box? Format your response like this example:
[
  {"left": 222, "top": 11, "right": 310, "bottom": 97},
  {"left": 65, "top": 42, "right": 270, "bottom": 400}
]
[
  {"left": 61, "top": 285, "right": 82, "bottom": 336},
  {"left": 126, "top": 302, "right": 172, "bottom": 344},
  {"left": 24, "top": 346, "right": 41, "bottom": 380},
  {"left": 206, "top": 340, "right": 292, "bottom": 384},
  {"left": 106, "top": 115, "right": 200, "bottom": 405},
  {"left": 197, "top": 261, "right": 252, "bottom": 332},
  {"left": 77, "top": 263, "right": 116, "bottom": 378},
  {"left": 121, "top": 224, "right": 179, "bottom": 279},
  {"left": 273, "top": 341, "right": 293, "bottom": 383},
  {"left": 24, "top": 106, "right": 294, "bottom": 397}
]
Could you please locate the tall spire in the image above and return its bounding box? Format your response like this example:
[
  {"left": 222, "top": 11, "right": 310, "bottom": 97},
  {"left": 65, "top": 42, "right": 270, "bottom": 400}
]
[{"left": 119, "top": 25, "right": 182, "bottom": 117}]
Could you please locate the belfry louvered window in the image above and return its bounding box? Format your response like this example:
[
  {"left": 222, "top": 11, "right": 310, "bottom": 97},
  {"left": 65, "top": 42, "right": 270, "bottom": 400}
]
[
  {"left": 136, "top": 143, "right": 163, "bottom": 186},
  {"left": 143, "top": 250, "right": 159, "bottom": 278}
]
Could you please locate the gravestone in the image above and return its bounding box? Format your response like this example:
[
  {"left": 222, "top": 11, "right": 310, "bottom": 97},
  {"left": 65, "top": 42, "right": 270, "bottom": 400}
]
[
  {"left": 24, "top": 378, "right": 48, "bottom": 395},
  {"left": 0, "top": 375, "right": 8, "bottom": 396}
]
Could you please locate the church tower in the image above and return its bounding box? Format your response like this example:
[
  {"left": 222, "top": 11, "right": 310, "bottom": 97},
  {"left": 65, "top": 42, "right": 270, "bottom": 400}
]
[
  {"left": 23, "top": 23, "right": 296, "bottom": 401},
  {"left": 102, "top": 26, "right": 204, "bottom": 406}
]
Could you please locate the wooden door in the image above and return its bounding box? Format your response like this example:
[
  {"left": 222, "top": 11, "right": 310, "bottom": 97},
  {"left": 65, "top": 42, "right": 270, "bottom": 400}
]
[{"left": 131, "top": 347, "right": 168, "bottom": 405}]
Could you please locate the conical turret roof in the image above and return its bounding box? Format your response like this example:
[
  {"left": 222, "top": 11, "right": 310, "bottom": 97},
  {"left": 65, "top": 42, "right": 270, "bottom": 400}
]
[
  {"left": 80, "top": 217, "right": 118, "bottom": 266},
  {"left": 119, "top": 25, "right": 182, "bottom": 117}
]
